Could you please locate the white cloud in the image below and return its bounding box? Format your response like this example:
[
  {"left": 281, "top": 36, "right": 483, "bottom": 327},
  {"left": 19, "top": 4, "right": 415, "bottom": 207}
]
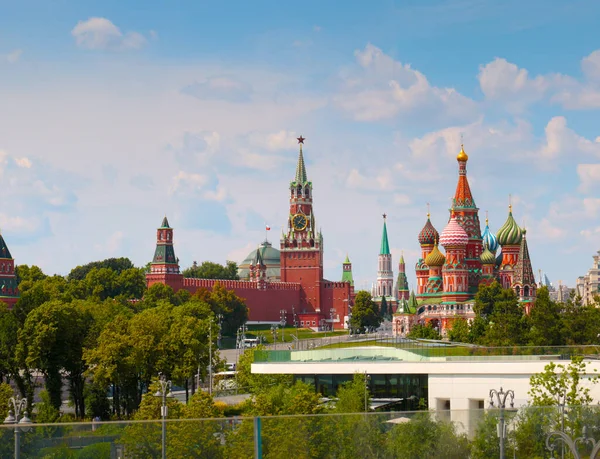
[
  {"left": 169, "top": 171, "right": 209, "bottom": 195},
  {"left": 478, "top": 58, "right": 550, "bottom": 106},
  {"left": 583, "top": 198, "right": 600, "bottom": 217},
  {"left": 203, "top": 185, "right": 228, "bottom": 202},
  {"left": 71, "top": 17, "right": 147, "bottom": 51},
  {"left": 335, "top": 44, "right": 477, "bottom": 122},
  {"left": 393, "top": 193, "right": 411, "bottom": 206},
  {"left": 479, "top": 50, "right": 600, "bottom": 110},
  {"left": 534, "top": 218, "right": 566, "bottom": 241},
  {"left": 581, "top": 226, "right": 600, "bottom": 240},
  {"left": 262, "top": 130, "right": 298, "bottom": 151},
  {"left": 0, "top": 214, "right": 40, "bottom": 233},
  {"left": 5, "top": 49, "right": 22, "bottom": 64},
  {"left": 577, "top": 164, "right": 600, "bottom": 192},
  {"left": 14, "top": 157, "right": 32, "bottom": 168},
  {"left": 346, "top": 168, "right": 394, "bottom": 191}
]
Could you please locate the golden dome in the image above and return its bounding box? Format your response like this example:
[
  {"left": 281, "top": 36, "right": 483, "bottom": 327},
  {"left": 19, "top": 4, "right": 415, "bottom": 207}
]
[
  {"left": 425, "top": 243, "right": 446, "bottom": 267},
  {"left": 457, "top": 144, "right": 469, "bottom": 162}
]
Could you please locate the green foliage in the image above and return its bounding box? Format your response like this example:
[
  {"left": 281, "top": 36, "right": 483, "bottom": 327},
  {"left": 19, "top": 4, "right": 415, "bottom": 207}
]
[
  {"left": 182, "top": 260, "right": 239, "bottom": 280},
  {"left": 447, "top": 318, "right": 470, "bottom": 342},
  {"left": 193, "top": 283, "right": 248, "bottom": 336},
  {"left": 335, "top": 373, "right": 370, "bottom": 413},
  {"left": 379, "top": 296, "right": 388, "bottom": 321},
  {"left": 407, "top": 323, "right": 441, "bottom": 340},
  {"left": 84, "top": 382, "right": 111, "bottom": 420},
  {"left": 350, "top": 291, "right": 381, "bottom": 333},
  {"left": 527, "top": 286, "right": 563, "bottom": 346},
  {"left": 386, "top": 412, "right": 471, "bottom": 459},
  {"left": 0, "top": 382, "right": 12, "bottom": 418},
  {"left": 0, "top": 304, "right": 19, "bottom": 382},
  {"left": 529, "top": 355, "right": 599, "bottom": 406},
  {"left": 236, "top": 346, "right": 292, "bottom": 394},
  {"left": 76, "top": 442, "right": 112, "bottom": 459},
  {"left": 35, "top": 389, "right": 60, "bottom": 423},
  {"left": 67, "top": 257, "right": 135, "bottom": 281}
]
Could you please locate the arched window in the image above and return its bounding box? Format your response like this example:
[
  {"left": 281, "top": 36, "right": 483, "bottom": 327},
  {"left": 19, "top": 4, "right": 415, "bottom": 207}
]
[
  {"left": 297, "top": 185, "right": 302, "bottom": 196},
  {"left": 524, "top": 286, "right": 530, "bottom": 297},
  {"left": 304, "top": 185, "right": 310, "bottom": 198},
  {"left": 167, "top": 233, "right": 171, "bottom": 240}
]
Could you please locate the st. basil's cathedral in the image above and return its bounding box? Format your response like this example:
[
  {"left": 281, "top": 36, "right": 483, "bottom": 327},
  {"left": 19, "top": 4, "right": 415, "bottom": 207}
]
[{"left": 391, "top": 145, "right": 537, "bottom": 336}]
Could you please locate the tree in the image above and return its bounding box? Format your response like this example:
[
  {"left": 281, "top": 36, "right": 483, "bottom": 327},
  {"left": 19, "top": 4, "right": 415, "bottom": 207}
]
[
  {"left": 350, "top": 291, "right": 381, "bottom": 333},
  {"left": 380, "top": 296, "right": 388, "bottom": 321},
  {"left": 0, "top": 305, "right": 19, "bottom": 383},
  {"left": 386, "top": 412, "right": 471, "bottom": 459},
  {"left": 194, "top": 283, "right": 248, "bottom": 336},
  {"left": 475, "top": 283, "right": 527, "bottom": 346},
  {"left": 182, "top": 261, "right": 239, "bottom": 280},
  {"left": 16, "top": 300, "right": 92, "bottom": 417},
  {"left": 527, "top": 286, "right": 564, "bottom": 346},
  {"left": 447, "top": 318, "right": 470, "bottom": 343},
  {"left": 67, "top": 257, "right": 135, "bottom": 281},
  {"left": 529, "top": 355, "right": 599, "bottom": 406},
  {"left": 335, "top": 373, "right": 370, "bottom": 413},
  {"left": 236, "top": 346, "right": 292, "bottom": 394},
  {"left": 407, "top": 323, "right": 441, "bottom": 340}
]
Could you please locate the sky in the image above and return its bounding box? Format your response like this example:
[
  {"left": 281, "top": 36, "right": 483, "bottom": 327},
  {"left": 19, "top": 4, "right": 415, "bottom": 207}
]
[{"left": 0, "top": 0, "right": 599, "bottom": 291}]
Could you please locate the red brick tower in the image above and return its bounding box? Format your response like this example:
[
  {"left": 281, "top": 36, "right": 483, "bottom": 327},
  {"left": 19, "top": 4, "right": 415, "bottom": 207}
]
[
  {"left": 450, "top": 145, "right": 483, "bottom": 294},
  {"left": 146, "top": 216, "right": 183, "bottom": 291},
  {"left": 280, "top": 136, "right": 324, "bottom": 312},
  {"left": 0, "top": 232, "right": 18, "bottom": 309}
]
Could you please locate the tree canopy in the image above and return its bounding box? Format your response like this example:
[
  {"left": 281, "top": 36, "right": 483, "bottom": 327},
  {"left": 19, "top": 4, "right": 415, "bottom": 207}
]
[
  {"left": 182, "top": 261, "right": 239, "bottom": 280},
  {"left": 350, "top": 291, "right": 381, "bottom": 333}
]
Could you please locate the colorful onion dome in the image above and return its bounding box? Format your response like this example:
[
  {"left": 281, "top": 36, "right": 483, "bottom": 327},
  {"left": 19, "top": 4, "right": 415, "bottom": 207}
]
[
  {"left": 496, "top": 206, "right": 523, "bottom": 246},
  {"left": 480, "top": 243, "right": 496, "bottom": 265},
  {"left": 439, "top": 214, "right": 469, "bottom": 247},
  {"left": 457, "top": 144, "right": 469, "bottom": 162},
  {"left": 482, "top": 218, "right": 499, "bottom": 253},
  {"left": 425, "top": 243, "right": 446, "bottom": 267},
  {"left": 418, "top": 216, "right": 439, "bottom": 245}
]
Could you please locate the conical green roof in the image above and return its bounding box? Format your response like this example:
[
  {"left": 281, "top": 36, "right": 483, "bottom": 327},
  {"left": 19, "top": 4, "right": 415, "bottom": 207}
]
[
  {"left": 380, "top": 217, "right": 390, "bottom": 255},
  {"left": 160, "top": 216, "right": 171, "bottom": 228},
  {"left": 294, "top": 144, "right": 308, "bottom": 184},
  {"left": 344, "top": 254, "right": 350, "bottom": 264},
  {"left": 0, "top": 234, "right": 12, "bottom": 259}
]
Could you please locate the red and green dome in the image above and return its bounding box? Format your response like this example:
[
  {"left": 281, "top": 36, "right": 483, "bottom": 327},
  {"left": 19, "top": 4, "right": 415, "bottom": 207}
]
[{"left": 418, "top": 217, "right": 439, "bottom": 245}]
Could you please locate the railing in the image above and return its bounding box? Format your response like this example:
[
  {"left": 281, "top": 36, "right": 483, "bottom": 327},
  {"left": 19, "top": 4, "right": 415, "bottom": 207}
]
[
  {"left": 2, "top": 406, "right": 600, "bottom": 458},
  {"left": 253, "top": 340, "right": 600, "bottom": 363}
]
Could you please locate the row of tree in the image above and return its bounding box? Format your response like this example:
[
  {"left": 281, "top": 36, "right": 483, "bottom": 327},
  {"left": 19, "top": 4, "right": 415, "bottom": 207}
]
[{"left": 0, "top": 258, "right": 249, "bottom": 421}]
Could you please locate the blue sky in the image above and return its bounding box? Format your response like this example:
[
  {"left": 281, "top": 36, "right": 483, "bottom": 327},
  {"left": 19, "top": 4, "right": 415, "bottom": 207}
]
[{"left": 0, "top": 0, "right": 599, "bottom": 290}]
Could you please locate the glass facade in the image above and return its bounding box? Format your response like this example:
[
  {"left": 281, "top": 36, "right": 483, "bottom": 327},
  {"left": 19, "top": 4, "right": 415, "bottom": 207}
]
[{"left": 294, "top": 373, "right": 428, "bottom": 411}]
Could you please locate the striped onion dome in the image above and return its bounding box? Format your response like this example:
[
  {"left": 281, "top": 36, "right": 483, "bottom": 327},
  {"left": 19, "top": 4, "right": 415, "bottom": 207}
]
[
  {"left": 480, "top": 243, "right": 496, "bottom": 264},
  {"left": 496, "top": 208, "right": 523, "bottom": 246},
  {"left": 425, "top": 243, "right": 446, "bottom": 267},
  {"left": 439, "top": 215, "right": 469, "bottom": 247},
  {"left": 482, "top": 220, "right": 499, "bottom": 253},
  {"left": 418, "top": 217, "right": 439, "bottom": 245}
]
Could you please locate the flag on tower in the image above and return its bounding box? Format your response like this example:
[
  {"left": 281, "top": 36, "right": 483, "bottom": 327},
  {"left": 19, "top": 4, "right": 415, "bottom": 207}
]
[{"left": 266, "top": 225, "right": 271, "bottom": 231}]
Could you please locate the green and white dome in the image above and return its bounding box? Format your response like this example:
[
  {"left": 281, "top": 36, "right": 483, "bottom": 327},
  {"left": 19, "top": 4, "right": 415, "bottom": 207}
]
[{"left": 238, "top": 240, "right": 281, "bottom": 280}]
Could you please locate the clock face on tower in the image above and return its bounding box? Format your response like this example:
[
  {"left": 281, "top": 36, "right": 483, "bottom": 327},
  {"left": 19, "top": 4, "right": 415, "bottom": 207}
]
[{"left": 292, "top": 213, "right": 308, "bottom": 231}]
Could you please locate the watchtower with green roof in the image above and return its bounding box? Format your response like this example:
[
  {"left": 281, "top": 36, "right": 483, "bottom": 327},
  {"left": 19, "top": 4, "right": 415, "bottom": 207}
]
[
  {"left": 341, "top": 254, "right": 354, "bottom": 286},
  {"left": 395, "top": 251, "right": 409, "bottom": 301},
  {"left": 0, "top": 232, "right": 18, "bottom": 309},
  {"left": 146, "top": 216, "right": 183, "bottom": 290}
]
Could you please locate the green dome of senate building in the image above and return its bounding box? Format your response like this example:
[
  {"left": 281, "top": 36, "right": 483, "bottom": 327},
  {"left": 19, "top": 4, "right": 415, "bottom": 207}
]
[{"left": 238, "top": 240, "right": 281, "bottom": 280}]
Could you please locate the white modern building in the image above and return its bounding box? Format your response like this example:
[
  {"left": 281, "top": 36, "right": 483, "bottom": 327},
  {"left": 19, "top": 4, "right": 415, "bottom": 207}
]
[{"left": 252, "top": 345, "right": 600, "bottom": 435}]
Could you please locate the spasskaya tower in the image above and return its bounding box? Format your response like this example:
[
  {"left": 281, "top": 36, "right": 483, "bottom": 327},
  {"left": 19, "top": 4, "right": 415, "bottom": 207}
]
[{"left": 280, "top": 136, "right": 324, "bottom": 311}]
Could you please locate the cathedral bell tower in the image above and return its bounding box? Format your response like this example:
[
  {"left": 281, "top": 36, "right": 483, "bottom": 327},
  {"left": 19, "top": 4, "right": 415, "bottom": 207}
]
[{"left": 280, "top": 136, "right": 324, "bottom": 311}]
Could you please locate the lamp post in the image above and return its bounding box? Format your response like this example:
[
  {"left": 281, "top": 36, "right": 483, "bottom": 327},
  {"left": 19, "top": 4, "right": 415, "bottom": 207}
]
[
  {"left": 216, "top": 313, "right": 223, "bottom": 349},
  {"left": 557, "top": 391, "right": 568, "bottom": 459},
  {"left": 154, "top": 373, "right": 172, "bottom": 459},
  {"left": 364, "top": 373, "right": 371, "bottom": 413},
  {"left": 330, "top": 308, "right": 336, "bottom": 332},
  {"left": 4, "top": 396, "right": 31, "bottom": 459},
  {"left": 489, "top": 387, "right": 515, "bottom": 459},
  {"left": 280, "top": 309, "right": 286, "bottom": 344},
  {"left": 271, "top": 324, "right": 278, "bottom": 350},
  {"left": 545, "top": 425, "right": 600, "bottom": 459},
  {"left": 292, "top": 305, "right": 299, "bottom": 349}
]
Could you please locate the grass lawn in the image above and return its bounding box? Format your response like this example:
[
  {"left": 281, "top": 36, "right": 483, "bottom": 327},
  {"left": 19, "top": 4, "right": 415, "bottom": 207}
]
[{"left": 246, "top": 327, "right": 348, "bottom": 344}]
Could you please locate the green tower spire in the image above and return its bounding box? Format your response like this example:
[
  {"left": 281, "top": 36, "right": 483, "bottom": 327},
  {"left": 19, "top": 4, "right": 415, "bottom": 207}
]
[
  {"left": 380, "top": 214, "right": 390, "bottom": 255},
  {"left": 341, "top": 254, "right": 354, "bottom": 286},
  {"left": 294, "top": 135, "right": 308, "bottom": 184}
]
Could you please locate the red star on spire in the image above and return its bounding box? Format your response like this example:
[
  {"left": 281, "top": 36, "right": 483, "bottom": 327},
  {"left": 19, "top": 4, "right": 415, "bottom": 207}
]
[
  {"left": 297, "top": 135, "right": 305, "bottom": 144},
  {"left": 383, "top": 213, "right": 387, "bottom": 219}
]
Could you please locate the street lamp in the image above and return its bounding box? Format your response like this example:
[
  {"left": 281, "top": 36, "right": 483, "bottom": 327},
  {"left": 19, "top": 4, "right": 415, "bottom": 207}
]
[
  {"left": 154, "top": 373, "right": 173, "bottom": 459},
  {"left": 489, "top": 387, "right": 515, "bottom": 459},
  {"left": 330, "top": 308, "right": 336, "bottom": 332},
  {"left": 216, "top": 314, "right": 223, "bottom": 349},
  {"left": 280, "top": 310, "right": 286, "bottom": 344},
  {"left": 4, "top": 396, "right": 31, "bottom": 459},
  {"left": 271, "top": 324, "right": 278, "bottom": 350},
  {"left": 364, "top": 374, "right": 371, "bottom": 412}
]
